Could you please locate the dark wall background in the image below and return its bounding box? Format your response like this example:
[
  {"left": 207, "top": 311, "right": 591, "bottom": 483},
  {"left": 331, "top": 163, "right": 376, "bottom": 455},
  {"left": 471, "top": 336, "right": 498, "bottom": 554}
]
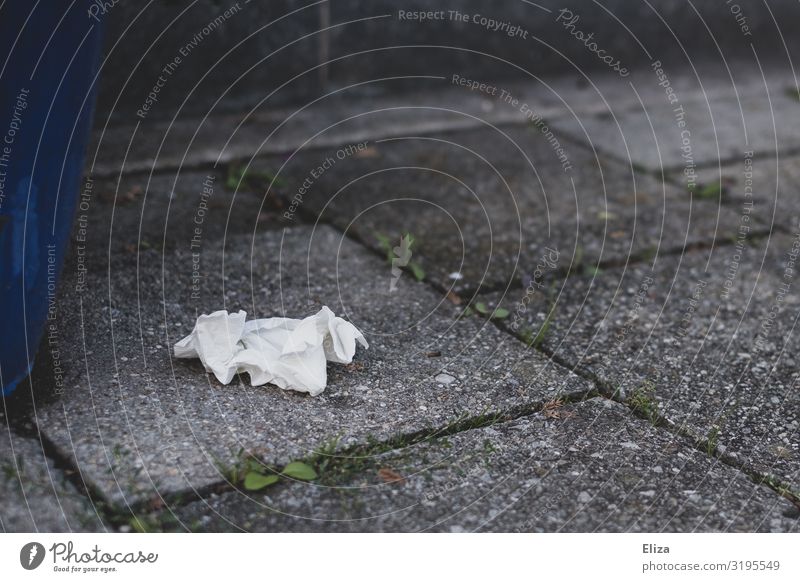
[{"left": 96, "top": 0, "right": 800, "bottom": 123}]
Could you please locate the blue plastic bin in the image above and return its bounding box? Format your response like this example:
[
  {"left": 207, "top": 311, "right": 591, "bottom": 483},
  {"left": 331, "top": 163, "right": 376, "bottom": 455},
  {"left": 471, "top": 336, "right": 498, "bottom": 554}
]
[{"left": 0, "top": 2, "right": 105, "bottom": 395}]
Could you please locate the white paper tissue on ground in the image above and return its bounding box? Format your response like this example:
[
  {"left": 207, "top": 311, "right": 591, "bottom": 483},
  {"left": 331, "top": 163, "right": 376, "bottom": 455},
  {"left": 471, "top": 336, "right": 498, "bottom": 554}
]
[{"left": 174, "top": 306, "right": 368, "bottom": 396}]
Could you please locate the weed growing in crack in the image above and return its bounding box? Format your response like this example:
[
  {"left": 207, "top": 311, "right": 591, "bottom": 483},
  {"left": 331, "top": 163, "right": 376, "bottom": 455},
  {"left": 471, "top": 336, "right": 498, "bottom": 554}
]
[
  {"left": 758, "top": 473, "right": 799, "bottom": 501},
  {"left": 688, "top": 181, "right": 723, "bottom": 200},
  {"left": 461, "top": 301, "right": 510, "bottom": 320},
  {"left": 1, "top": 457, "right": 22, "bottom": 480},
  {"left": 213, "top": 448, "right": 317, "bottom": 492},
  {"left": 128, "top": 512, "right": 185, "bottom": 533},
  {"left": 706, "top": 424, "right": 721, "bottom": 455},
  {"left": 626, "top": 380, "right": 660, "bottom": 425},
  {"left": 226, "top": 163, "right": 284, "bottom": 191}
]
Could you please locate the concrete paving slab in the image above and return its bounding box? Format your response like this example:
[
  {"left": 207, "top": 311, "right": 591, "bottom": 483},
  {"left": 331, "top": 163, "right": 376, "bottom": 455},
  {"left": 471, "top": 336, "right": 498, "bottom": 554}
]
[
  {"left": 687, "top": 153, "right": 800, "bottom": 233},
  {"left": 70, "top": 169, "right": 294, "bottom": 263},
  {"left": 550, "top": 78, "right": 800, "bottom": 173},
  {"left": 88, "top": 73, "right": 631, "bottom": 177},
  {"left": 34, "top": 225, "right": 591, "bottom": 506},
  {"left": 252, "top": 124, "right": 744, "bottom": 294},
  {"left": 90, "top": 63, "right": 795, "bottom": 177},
  {"left": 170, "top": 399, "right": 799, "bottom": 532},
  {"left": 0, "top": 430, "right": 106, "bottom": 532},
  {"left": 484, "top": 233, "right": 800, "bottom": 488}
]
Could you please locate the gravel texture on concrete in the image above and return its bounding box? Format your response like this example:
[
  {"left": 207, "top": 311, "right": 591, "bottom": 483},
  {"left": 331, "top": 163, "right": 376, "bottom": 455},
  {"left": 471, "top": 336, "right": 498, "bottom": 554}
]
[
  {"left": 88, "top": 70, "right": 667, "bottom": 176},
  {"left": 14, "top": 68, "right": 798, "bottom": 531},
  {"left": 687, "top": 154, "right": 800, "bottom": 233},
  {"left": 484, "top": 233, "right": 800, "bottom": 488},
  {"left": 90, "top": 64, "right": 789, "bottom": 176},
  {"left": 549, "top": 69, "right": 800, "bottom": 172},
  {"left": 170, "top": 399, "right": 799, "bottom": 532},
  {"left": 34, "top": 224, "right": 591, "bottom": 506},
  {"left": 0, "top": 429, "right": 106, "bottom": 532},
  {"left": 249, "top": 124, "right": 744, "bottom": 294},
  {"left": 70, "top": 169, "right": 294, "bottom": 262}
]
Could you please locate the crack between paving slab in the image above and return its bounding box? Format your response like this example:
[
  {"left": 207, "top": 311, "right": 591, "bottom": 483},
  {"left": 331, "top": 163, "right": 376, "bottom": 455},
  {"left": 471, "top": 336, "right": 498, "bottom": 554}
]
[
  {"left": 107, "top": 388, "right": 602, "bottom": 524},
  {"left": 256, "top": 165, "right": 800, "bottom": 507},
  {"left": 547, "top": 119, "right": 800, "bottom": 184},
  {"left": 266, "top": 121, "right": 778, "bottom": 301},
  {"left": 305, "top": 198, "right": 773, "bottom": 302},
  {"left": 92, "top": 193, "right": 792, "bottom": 525},
  {"left": 461, "top": 230, "right": 773, "bottom": 299},
  {"left": 2, "top": 360, "right": 181, "bottom": 531},
  {"left": 39, "top": 118, "right": 797, "bottom": 525},
  {"left": 2, "top": 416, "right": 123, "bottom": 531},
  {"left": 530, "top": 123, "right": 795, "bottom": 241},
  {"left": 490, "top": 318, "right": 800, "bottom": 511},
  {"left": 88, "top": 114, "right": 566, "bottom": 180},
  {"left": 100, "top": 367, "right": 799, "bottom": 528}
]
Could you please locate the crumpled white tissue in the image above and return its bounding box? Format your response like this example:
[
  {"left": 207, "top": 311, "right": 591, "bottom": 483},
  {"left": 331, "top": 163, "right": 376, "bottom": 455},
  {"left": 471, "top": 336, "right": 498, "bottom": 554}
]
[{"left": 174, "top": 306, "right": 368, "bottom": 396}]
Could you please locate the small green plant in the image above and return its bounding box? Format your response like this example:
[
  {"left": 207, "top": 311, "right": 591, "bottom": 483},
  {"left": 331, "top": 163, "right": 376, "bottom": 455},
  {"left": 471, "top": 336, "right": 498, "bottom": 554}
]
[
  {"left": 785, "top": 87, "right": 800, "bottom": 102},
  {"left": 758, "top": 473, "right": 799, "bottom": 500},
  {"left": 626, "top": 380, "right": 659, "bottom": 424},
  {"left": 688, "top": 182, "right": 722, "bottom": 200},
  {"left": 226, "top": 163, "right": 284, "bottom": 191},
  {"left": 217, "top": 449, "right": 318, "bottom": 492},
  {"left": 408, "top": 261, "right": 426, "bottom": 282},
  {"left": 310, "top": 436, "right": 342, "bottom": 474},
  {"left": 492, "top": 307, "right": 510, "bottom": 319},
  {"left": 375, "top": 232, "right": 393, "bottom": 261},
  {"left": 128, "top": 512, "right": 183, "bottom": 533},
  {"left": 241, "top": 459, "right": 318, "bottom": 492},
  {"left": 281, "top": 461, "right": 319, "bottom": 481},
  {"left": 583, "top": 265, "right": 603, "bottom": 277},
  {"left": 706, "top": 424, "right": 721, "bottom": 455},
  {"left": 129, "top": 515, "right": 160, "bottom": 533},
  {"left": 215, "top": 447, "right": 246, "bottom": 483},
  {"left": 463, "top": 301, "right": 510, "bottom": 320},
  {"left": 567, "top": 245, "right": 585, "bottom": 276},
  {"left": 1, "top": 459, "right": 21, "bottom": 480},
  {"left": 531, "top": 306, "right": 556, "bottom": 348},
  {"left": 518, "top": 327, "right": 534, "bottom": 346},
  {"left": 243, "top": 472, "right": 279, "bottom": 490}
]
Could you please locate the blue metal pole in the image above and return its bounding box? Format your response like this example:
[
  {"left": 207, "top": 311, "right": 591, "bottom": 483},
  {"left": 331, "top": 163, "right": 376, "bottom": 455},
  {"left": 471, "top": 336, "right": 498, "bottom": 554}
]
[{"left": 0, "top": 1, "right": 106, "bottom": 396}]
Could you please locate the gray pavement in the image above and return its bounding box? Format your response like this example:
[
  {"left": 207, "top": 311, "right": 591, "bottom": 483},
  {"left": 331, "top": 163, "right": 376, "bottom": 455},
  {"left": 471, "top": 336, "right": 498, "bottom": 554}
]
[
  {"left": 690, "top": 154, "right": 800, "bottom": 232},
  {"left": 549, "top": 69, "right": 800, "bottom": 172},
  {"left": 33, "top": 225, "right": 591, "bottom": 507},
  {"left": 0, "top": 430, "right": 106, "bottom": 532},
  {"left": 252, "top": 123, "right": 744, "bottom": 294},
  {"left": 4, "top": 65, "right": 799, "bottom": 532},
  {"left": 484, "top": 233, "right": 800, "bottom": 488},
  {"left": 171, "top": 399, "right": 799, "bottom": 532}
]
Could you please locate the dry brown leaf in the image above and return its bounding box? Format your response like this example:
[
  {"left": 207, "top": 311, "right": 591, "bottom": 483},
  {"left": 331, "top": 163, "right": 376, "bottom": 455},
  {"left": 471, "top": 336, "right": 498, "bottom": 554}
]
[
  {"left": 542, "top": 398, "right": 573, "bottom": 419},
  {"left": 377, "top": 467, "right": 405, "bottom": 484},
  {"left": 445, "top": 290, "right": 462, "bottom": 305}
]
